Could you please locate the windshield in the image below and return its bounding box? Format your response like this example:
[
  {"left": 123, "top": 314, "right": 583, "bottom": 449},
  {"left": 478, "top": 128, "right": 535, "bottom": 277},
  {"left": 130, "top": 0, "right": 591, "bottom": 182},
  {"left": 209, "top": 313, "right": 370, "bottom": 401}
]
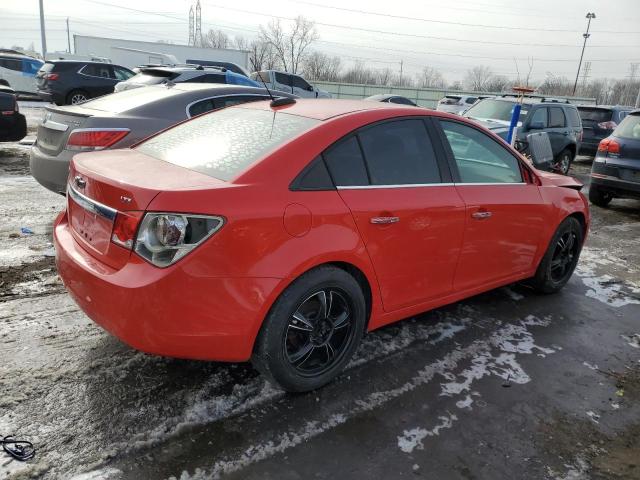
[
  {"left": 464, "top": 99, "right": 529, "bottom": 123},
  {"left": 614, "top": 114, "right": 640, "bottom": 140},
  {"left": 136, "top": 107, "right": 320, "bottom": 181}
]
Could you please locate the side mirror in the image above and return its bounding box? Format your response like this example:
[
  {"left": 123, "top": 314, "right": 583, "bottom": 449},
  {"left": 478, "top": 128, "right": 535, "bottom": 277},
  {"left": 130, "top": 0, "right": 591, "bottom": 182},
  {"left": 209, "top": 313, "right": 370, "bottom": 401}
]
[
  {"left": 529, "top": 121, "right": 545, "bottom": 130},
  {"left": 527, "top": 132, "right": 554, "bottom": 169}
]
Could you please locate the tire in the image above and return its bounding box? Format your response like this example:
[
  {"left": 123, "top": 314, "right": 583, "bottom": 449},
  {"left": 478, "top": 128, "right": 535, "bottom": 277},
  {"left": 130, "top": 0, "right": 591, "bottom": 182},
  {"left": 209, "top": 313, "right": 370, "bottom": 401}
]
[
  {"left": 588, "top": 184, "right": 612, "bottom": 208},
  {"left": 66, "top": 90, "right": 89, "bottom": 105},
  {"left": 529, "top": 216, "right": 583, "bottom": 294},
  {"left": 554, "top": 149, "right": 573, "bottom": 175},
  {"left": 252, "top": 265, "right": 366, "bottom": 392}
]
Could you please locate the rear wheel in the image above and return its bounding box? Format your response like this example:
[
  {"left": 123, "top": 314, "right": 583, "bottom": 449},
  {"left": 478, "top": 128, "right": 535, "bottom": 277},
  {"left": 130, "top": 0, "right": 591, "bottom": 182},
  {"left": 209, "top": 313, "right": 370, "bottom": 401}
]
[
  {"left": 529, "top": 217, "right": 583, "bottom": 294},
  {"left": 554, "top": 149, "right": 573, "bottom": 175},
  {"left": 252, "top": 266, "right": 366, "bottom": 392},
  {"left": 588, "top": 184, "right": 612, "bottom": 208},
  {"left": 66, "top": 90, "right": 89, "bottom": 105}
]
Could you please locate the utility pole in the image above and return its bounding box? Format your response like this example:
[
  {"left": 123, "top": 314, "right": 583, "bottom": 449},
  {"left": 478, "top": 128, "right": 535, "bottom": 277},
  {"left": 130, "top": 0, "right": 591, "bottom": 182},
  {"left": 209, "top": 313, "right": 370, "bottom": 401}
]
[
  {"left": 38, "top": 0, "right": 47, "bottom": 58},
  {"left": 572, "top": 12, "right": 595, "bottom": 96},
  {"left": 66, "top": 17, "right": 71, "bottom": 54},
  {"left": 188, "top": 6, "right": 194, "bottom": 46}
]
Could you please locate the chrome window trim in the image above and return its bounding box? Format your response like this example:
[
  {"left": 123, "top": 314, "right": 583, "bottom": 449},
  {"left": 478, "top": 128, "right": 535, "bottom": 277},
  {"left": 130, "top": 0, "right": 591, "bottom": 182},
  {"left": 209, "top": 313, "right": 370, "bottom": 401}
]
[
  {"left": 185, "top": 94, "right": 270, "bottom": 118},
  {"left": 336, "top": 182, "right": 526, "bottom": 190},
  {"left": 67, "top": 185, "right": 117, "bottom": 221}
]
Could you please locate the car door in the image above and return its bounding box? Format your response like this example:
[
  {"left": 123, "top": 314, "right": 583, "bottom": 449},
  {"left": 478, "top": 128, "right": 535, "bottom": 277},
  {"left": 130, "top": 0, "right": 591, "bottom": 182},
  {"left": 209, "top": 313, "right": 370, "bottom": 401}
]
[
  {"left": 291, "top": 75, "right": 314, "bottom": 98},
  {"left": 273, "top": 72, "right": 293, "bottom": 94},
  {"left": 547, "top": 106, "right": 569, "bottom": 156},
  {"left": 326, "top": 118, "right": 466, "bottom": 312},
  {"left": 436, "top": 119, "right": 546, "bottom": 290}
]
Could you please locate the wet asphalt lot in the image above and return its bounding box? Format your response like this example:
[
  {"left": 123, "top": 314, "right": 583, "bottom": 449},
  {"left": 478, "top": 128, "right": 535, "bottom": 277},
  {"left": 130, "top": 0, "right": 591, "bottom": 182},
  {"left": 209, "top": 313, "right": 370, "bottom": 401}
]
[{"left": 1, "top": 106, "right": 639, "bottom": 480}]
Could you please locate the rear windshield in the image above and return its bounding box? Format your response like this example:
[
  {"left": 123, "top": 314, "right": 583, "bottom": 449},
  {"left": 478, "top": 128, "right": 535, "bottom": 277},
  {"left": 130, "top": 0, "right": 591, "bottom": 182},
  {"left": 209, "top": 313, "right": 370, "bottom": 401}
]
[
  {"left": 136, "top": 107, "right": 320, "bottom": 181},
  {"left": 0, "top": 93, "right": 15, "bottom": 110},
  {"left": 464, "top": 99, "right": 529, "bottom": 123},
  {"left": 578, "top": 108, "right": 612, "bottom": 123},
  {"left": 614, "top": 114, "right": 640, "bottom": 140},
  {"left": 79, "top": 86, "right": 182, "bottom": 113},
  {"left": 39, "top": 62, "right": 55, "bottom": 73}
]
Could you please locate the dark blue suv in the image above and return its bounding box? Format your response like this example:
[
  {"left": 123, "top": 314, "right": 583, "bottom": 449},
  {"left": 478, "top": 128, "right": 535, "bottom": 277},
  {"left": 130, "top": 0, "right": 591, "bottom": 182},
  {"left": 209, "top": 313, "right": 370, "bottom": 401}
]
[
  {"left": 589, "top": 110, "right": 640, "bottom": 207},
  {"left": 578, "top": 105, "right": 634, "bottom": 156}
]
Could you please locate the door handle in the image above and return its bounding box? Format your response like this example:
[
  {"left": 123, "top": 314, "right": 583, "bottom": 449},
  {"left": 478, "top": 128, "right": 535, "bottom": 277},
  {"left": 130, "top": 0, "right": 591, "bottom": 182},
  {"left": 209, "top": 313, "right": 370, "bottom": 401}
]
[
  {"left": 370, "top": 216, "right": 400, "bottom": 224},
  {"left": 471, "top": 211, "right": 492, "bottom": 220}
]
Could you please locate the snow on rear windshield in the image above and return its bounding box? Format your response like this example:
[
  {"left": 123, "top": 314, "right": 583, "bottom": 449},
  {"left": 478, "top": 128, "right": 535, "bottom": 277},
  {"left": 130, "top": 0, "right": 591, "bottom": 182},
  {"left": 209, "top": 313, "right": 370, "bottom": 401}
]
[{"left": 136, "top": 107, "right": 320, "bottom": 181}]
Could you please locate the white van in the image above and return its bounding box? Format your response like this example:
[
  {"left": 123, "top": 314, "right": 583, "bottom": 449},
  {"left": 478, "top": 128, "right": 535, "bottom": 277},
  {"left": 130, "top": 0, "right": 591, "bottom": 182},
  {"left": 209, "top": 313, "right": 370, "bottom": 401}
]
[
  {"left": 0, "top": 52, "right": 44, "bottom": 95},
  {"left": 251, "top": 70, "right": 331, "bottom": 98}
]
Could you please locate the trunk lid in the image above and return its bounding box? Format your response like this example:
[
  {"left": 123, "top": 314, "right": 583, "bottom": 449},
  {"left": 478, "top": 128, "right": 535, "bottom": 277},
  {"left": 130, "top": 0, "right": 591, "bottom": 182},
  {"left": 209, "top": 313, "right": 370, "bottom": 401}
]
[
  {"left": 36, "top": 105, "right": 93, "bottom": 155},
  {"left": 67, "top": 149, "right": 225, "bottom": 268}
]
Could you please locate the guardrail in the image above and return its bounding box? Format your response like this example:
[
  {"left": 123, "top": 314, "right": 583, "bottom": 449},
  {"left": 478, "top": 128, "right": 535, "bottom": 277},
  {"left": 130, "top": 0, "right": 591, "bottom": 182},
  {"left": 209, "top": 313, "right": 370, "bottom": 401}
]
[{"left": 311, "top": 81, "right": 597, "bottom": 108}]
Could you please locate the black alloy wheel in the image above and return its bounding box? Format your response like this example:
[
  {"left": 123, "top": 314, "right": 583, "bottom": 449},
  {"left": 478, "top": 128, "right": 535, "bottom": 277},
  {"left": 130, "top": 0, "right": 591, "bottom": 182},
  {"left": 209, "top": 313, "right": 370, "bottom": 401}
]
[{"left": 285, "top": 289, "right": 354, "bottom": 376}]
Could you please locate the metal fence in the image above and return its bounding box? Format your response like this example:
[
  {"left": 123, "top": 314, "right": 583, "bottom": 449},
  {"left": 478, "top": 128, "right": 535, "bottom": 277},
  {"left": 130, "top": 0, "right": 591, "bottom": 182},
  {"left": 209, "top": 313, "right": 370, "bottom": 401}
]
[{"left": 312, "top": 81, "right": 597, "bottom": 108}]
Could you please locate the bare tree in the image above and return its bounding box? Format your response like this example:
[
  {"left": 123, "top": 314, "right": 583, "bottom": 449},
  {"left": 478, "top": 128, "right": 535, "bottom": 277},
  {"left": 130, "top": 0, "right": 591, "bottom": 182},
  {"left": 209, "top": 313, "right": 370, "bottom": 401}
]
[
  {"left": 538, "top": 73, "right": 573, "bottom": 97},
  {"left": 464, "top": 66, "right": 494, "bottom": 91},
  {"left": 485, "top": 75, "right": 511, "bottom": 92},
  {"left": 247, "top": 40, "right": 280, "bottom": 72},
  {"left": 259, "top": 16, "right": 318, "bottom": 74},
  {"left": 417, "top": 66, "right": 445, "bottom": 88},
  {"left": 233, "top": 36, "right": 249, "bottom": 51},
  {"left": 203, "top": 29, "right": 230, "bottom": 49},
  {"left": 303, "top": 51, "right": 341, "bottom": 81},
  {"left": 376, "top": 67, "right": 394, "bottom": 86},
  {"left": 514, "top": 57, "right": 534, "bottom": 87}
]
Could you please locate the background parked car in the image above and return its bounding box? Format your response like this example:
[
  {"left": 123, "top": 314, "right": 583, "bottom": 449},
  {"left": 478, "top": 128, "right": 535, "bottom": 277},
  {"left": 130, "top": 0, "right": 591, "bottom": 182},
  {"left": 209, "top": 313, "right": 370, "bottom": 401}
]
[
  {"left": 364, "top": 94, "right": 417, "bottom": 106},
  {"left": 0, "top": 50, "right": 43, "bottom": 95},
  {"left": 114, "top": 64, "right": 259, "bottom": 92},
  {"left": 0, "top": 85, "right": 26, "bottom": 142},
  {"left": 184, "top": 60, "right": 249, "bottom": 77},
  {"left": 30, "top": 83, "right": 296, "bottom": 194},
  {"left": 436, "top": 94, "right": 489, "bottom": 115},
  {"left": 36, "top": 60, "right": 135, "bottom": 105},
  {"left": 463, "top": 95, "right": 583, "bottom": 174},
  {"left": 250, "top": 70, "right": 331, "bottom": 98},
  {"left": 589, "top": 110, "right": 640, "bottom": 207},
  {"left": 577, "top": 105, "right": 634, "bottom": 156}
]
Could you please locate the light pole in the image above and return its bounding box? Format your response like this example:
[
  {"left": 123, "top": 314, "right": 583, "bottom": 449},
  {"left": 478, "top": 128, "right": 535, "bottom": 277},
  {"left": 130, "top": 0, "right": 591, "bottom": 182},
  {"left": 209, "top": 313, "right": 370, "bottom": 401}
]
[
  {"left": 39, "top": 0, "right": 47, "bottom": 58},
  {"left": 573, "top": 12, "right": 595, "bottom": 96}
]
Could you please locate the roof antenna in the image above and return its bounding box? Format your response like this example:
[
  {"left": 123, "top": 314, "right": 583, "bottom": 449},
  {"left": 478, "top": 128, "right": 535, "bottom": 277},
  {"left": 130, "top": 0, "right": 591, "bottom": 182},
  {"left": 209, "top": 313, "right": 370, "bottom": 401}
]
[{"left": 257, "top": 72, "right": 296, "bottom": 108}]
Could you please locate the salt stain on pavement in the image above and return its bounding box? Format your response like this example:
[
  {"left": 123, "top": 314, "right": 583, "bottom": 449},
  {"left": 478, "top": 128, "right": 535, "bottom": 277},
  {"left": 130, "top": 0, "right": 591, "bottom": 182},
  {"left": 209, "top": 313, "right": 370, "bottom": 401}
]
[{"left": 397, "top": 413, "right": 458, "bottom": 453}]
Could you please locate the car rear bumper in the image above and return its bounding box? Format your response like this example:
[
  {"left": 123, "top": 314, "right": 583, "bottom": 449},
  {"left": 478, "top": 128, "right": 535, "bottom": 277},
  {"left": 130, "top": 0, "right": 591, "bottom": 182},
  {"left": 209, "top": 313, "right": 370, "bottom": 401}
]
[
  {"left": 36, "top": 89, "right": 65, "bottom": 105},
  {"left": 30, "top": 145, "right": 74, "bottom": 194},
  {"left": 53, "top": 211, "right": 280, "bottom": 362},
  {"left": 590, "top": 174, "right": 640, "bottom": 198}
]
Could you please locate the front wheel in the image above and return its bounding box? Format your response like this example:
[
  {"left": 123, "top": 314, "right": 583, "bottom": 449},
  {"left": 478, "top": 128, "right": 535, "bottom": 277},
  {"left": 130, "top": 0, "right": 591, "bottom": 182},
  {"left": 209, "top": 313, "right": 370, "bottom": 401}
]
[
  {"left": 66, "top": 89, "right": 89, "bottom": 105},
  {"left": 529, "top": 217, "right": 583, "bottom": 294},
  {"left": 252, "top": 266, "right": 366, "bottom": 392}
]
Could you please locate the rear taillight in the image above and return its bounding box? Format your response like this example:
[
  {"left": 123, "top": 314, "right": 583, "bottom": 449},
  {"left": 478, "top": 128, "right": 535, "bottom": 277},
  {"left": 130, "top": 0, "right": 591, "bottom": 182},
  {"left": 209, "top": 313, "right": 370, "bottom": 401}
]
[
  {"left": 134, "top": 213, "right": 224, "bottom": 267},
  {"left": 111, "top": 211, "right": 144, "bottom": 249},
  {"left": 66, "top": 129, "right": 130, "bottom": 151},
  {"left": 598, "top": 137, "right": 620, "bottom": 155},
  {"left": 45, "top": 73, "right": 59, "bottom": 81},
  {"left": 597, "top": 121, "right": 617, "bottom": 130}
]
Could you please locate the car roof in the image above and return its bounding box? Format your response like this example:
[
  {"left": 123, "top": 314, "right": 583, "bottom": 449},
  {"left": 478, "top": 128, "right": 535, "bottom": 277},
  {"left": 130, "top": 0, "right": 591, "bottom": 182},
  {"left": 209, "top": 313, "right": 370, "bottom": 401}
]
[
  {"left": 237, "top": 98, "right": 424, "bottom": 120},
  {"left": 140, "top": 65, "right": 226, "bottom": 73},
  {"left": 365, "top": 94, "right": 401, "bottom": 100},
  {"left": 0, "top": 52, "right": 39, "bottom": 60}
]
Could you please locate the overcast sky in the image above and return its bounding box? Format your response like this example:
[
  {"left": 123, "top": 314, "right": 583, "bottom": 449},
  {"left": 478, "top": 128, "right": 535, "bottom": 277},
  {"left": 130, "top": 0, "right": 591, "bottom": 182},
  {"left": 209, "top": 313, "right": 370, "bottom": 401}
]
[{"left": 1, "top": 0, "right": 639, "bottom": 82}]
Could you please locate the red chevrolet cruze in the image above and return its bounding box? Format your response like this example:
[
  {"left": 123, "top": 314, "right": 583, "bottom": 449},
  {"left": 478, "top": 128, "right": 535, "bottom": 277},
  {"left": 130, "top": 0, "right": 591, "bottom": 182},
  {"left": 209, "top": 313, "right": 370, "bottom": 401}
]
[{"left": 54, "top": 99, "right": 589, "bottom": 392}]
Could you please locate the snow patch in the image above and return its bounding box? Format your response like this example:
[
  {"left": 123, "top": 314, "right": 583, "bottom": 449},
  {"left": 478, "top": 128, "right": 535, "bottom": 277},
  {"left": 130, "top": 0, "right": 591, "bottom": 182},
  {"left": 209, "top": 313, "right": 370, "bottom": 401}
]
[
  {"left": 582, "top": 361, "right": 599, "bottom": 371},
  {"left": 622, "top": 334, "right": 640, "bottom": 349},
  {"left": 397, "top": 413, "right": 458, "bottom": 453},
  {"left": 586, "top": 411, "right": 600, "bottom": 424}
]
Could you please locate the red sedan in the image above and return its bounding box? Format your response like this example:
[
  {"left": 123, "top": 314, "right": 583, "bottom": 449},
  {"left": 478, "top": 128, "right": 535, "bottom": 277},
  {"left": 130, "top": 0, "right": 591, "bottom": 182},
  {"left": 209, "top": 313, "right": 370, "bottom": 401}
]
[{"left": 54, "top": 99, "right": 589, "bottom": 392}]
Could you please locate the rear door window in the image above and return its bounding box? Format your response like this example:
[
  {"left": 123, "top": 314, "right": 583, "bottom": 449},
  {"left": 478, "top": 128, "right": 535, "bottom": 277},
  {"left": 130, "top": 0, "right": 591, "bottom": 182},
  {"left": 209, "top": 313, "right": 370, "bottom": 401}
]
[
  {"left": 549, "top": 107, "right": 566, "bottom": 128},
  {"left": 358, "top": 119, "right": 441, "bottom": 185},
  {"left": 323, "top": 136, "right": 369, "bottom": 186},
  {"left": 136, "top": 108, "right": 320, "bottom": 181},
  {"left": 0, "top": 58, "right": 22, "bottom": 71},
  {"left": 113, "top": 66, "right": 133, "bottom": 81},
  {"left": 439, "top": 120, "right": 522, "bottom": 184},
  {"left": 292, "top": 75, "right": 311, "bottom": 90},
  {"left": 82, "top": 64, "right": 114, "bottom": 79}
]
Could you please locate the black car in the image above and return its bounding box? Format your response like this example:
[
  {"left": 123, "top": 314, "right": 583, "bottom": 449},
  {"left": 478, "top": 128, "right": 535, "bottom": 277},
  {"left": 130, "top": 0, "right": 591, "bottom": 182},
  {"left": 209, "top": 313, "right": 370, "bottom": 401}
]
[
  {"left": 589, "top": 110, "right": 640, "bottom": 207},
  {"left": 577, "top": 105, "right": 634, "bottom": 156},
  {"left": 36, "top": 60, "right": 135, "bottom": 105},
  {"left": 0, "top": 85, "right": 26, "bottom": 142},
  {"left": 364, "top": 94, "right": 418, "bottom": 106},
  {"left": 464, "top": 96, "right": 583, "bottom": 174}
]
